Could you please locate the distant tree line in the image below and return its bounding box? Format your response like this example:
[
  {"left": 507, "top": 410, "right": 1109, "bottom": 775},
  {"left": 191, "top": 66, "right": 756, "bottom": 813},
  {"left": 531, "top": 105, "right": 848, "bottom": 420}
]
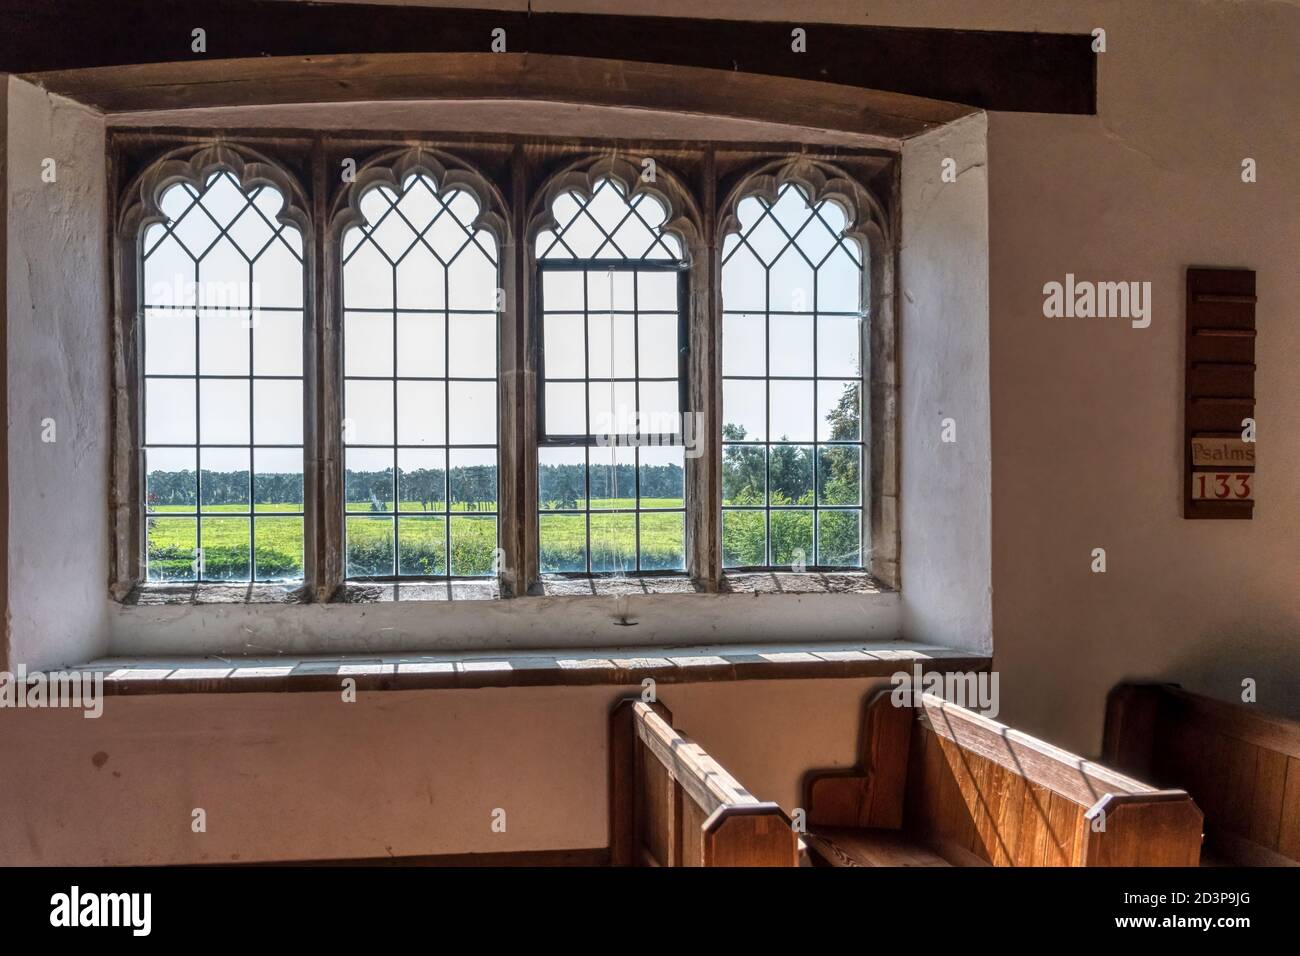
[
  {"left": 146, "top": 469, "right": 302, "bottom": 508},
  {"left": 540, "top": 462, "right": 683, "bottom": 509},
  {"left": 344, "top": 465, "right": 497, "bottom": 511}
]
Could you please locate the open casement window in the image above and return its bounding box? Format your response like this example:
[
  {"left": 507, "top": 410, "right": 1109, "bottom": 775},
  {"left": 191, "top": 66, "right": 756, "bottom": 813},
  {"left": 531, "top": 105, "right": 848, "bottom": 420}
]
[
  {"left": 719, "top": 171, "right": 875, "bottom": 572},
  {"left": 533, "top": 170, "right": 692, "bottom": 576},
  {"left": 122, "top": 147, "right": 311, "bottom": 588},
  {"left": 338, "top": 157, "right": 503, "bottom": 582}
]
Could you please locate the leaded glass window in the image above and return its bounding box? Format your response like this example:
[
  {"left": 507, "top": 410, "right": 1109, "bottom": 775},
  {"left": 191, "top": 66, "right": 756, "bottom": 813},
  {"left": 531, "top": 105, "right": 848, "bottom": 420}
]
[
  {"left": 341, "top": 173, "right": 500, "bottom": 580},
  {"left": 535, "top": 178, "right": 688, "bottom": 575},
  {"left": 141, "top": 171, "right": 306, "bottom": 582},
  {"left": 720, "top": 182, "right": 865, "bottom": 570}
]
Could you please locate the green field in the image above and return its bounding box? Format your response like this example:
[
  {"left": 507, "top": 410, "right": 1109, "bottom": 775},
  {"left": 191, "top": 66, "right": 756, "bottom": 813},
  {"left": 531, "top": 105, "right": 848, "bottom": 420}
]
[
  {"left": 146, "top": 496, "right": 859, "bottom": 580},
  {"left": 145, "top": 498, "right": 690, "bottom": 580},
  {"left": 147, "top": 502, "right": 305, "bottom": 581}
]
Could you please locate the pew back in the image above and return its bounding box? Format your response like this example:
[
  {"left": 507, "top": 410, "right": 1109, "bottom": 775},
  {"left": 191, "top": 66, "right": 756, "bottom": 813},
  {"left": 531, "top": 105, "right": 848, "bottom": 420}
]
[
  {"left": 806, "top": 690, "right": 1203, "bottom": 866},
  {"left": 609, "top": 698, "right": 798, "bottom": 867},
  {"left": 1104, "top": 682, "right": 1300, "bottom": 866}
]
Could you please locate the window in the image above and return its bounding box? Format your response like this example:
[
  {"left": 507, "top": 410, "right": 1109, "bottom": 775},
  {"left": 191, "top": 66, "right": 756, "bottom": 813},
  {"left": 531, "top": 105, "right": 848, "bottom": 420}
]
[
  {"left": 341, "top": 171, "right": 500, "bottom": 580},
  {"left": 720, "top": 182, "right": 865, "bottom": 570},
  {"left": 139, "top": 167, "right": 306, "bottom": 583},
  {"left": 115, "top": 142, "right": 894, "bottom": 601},
  {"left": 536, "top": 177, "right": 688, "bottom": 575}
]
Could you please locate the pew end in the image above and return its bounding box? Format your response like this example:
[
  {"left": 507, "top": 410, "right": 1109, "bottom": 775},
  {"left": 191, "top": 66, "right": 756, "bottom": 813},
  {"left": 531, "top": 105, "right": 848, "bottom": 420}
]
[{"left": 609, "top": 697, "right": 799, "bottom": 867}]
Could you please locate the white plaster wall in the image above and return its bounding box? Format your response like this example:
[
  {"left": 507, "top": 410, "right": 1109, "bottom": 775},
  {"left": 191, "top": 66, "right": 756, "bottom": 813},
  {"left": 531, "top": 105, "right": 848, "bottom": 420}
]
[
  {"left": 898, "top": 113, "right": 993, "bottom": 655},
  {"left": 0, "top": 676, "right": 888, "bottom": 865},
  {"left": 5, "top": 76, "right": 111, "bottom": 670},
  {"left": 979, "top": 4, "right": 1300, "bottom": 751}
]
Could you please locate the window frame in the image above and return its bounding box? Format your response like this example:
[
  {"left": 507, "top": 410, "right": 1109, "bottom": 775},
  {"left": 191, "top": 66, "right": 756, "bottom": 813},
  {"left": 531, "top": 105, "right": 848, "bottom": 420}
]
[
  {"left": 718, "top": 169, "right": 876, "bottom": 573},
  {"left": 111, "top": 135, "right": 898, "bottom": 603},
  {"left": 521, "top": 156, "right": 709, "bottom": 592},
  {"left": 719, "top": 157, "right": 897, "bottom": 587},
  {"left": 112, "top": 142, "right": 318, "bottom": 600},
  {"left": 331, "top": 149, "right": 510, "bottom": 587},
  {"left": 535, "top": 259, "right": 690, "bottom": 449}
]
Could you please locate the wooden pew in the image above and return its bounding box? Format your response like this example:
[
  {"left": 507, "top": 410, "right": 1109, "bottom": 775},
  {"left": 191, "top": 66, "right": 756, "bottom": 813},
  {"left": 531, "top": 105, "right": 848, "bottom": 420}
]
[
  {"left": 803, "top": 690, "right": 1203, "bottom": 866},
  {"left": 608, "top": 698, "right": 798, "bottom": 866},
  {"left": 1104, "top": 682, "right": 1300, "bottom": 866}
]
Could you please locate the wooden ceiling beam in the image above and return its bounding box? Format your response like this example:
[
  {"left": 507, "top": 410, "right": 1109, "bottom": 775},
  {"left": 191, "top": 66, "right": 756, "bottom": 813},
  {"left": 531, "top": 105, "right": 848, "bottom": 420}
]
[
  {"left": 1, "top": 1, "right": 1096, "bottom": 115},
  {"left": 27, "top": 53, "right": 976, "bottom": 140}
]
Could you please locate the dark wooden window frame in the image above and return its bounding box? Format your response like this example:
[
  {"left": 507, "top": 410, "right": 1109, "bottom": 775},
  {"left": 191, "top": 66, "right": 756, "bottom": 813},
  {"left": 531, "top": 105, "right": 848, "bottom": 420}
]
[{"left": 110, "top": 132, "right": 900, "bottom": 603}]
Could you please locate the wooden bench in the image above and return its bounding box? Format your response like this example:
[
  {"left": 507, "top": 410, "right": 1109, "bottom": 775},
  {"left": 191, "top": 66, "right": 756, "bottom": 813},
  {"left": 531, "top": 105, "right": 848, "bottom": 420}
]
[
  {"left": 608, "top": 698, "right": 798, "bottom": 866},
  {"left": 1104, "top": 682, "right": 1300, "bottom": 866},
  {"left": 803, "top": 690, "right": 1203, "bottom": 866}
]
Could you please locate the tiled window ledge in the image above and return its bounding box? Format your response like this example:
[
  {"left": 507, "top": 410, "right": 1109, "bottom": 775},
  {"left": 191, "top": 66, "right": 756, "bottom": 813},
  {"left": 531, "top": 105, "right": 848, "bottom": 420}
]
[{"left": 67, "top": 641, "right": 988, "bottom": 696}]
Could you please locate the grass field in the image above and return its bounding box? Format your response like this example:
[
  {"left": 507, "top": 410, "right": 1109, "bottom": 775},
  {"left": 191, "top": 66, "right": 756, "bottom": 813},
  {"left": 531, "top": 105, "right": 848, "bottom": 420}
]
[
  {"left": 145, "top": 498, "right": 689, "bottom": 579},
  {"left": 146, "top": 496, "right": 858, "bottom": 579}
]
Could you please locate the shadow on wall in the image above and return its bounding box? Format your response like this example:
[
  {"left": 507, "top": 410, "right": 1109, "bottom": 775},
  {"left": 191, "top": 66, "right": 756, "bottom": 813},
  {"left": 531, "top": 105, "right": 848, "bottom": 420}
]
[{"left": 1152, "top": 634, "right": 1300, "bottom": 721}]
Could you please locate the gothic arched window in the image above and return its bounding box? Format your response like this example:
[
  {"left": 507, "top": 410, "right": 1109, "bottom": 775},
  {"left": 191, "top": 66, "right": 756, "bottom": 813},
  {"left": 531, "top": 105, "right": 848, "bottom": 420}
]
[
  {"left": 720, "top": 179, "right": 866, "bottom": 570},
  {"left": 534, "top": 169, "right": 690, "bottom": 575},
  {"left": 340, "top": 164, "right": 501, "bottom": 580},
  {"left": 139, "top": 162, "right": 307, "bottom": 583}
]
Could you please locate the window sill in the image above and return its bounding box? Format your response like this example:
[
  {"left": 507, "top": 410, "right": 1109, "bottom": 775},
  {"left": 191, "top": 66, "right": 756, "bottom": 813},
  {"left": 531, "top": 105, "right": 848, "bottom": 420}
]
[
  {"left": 335, "top": 581, "right": 501, "bottom": 603},
  {"left": 124, "top": 581, "right": 502, "bottom": 606},
  {"left": 124, "top": 583, "right": 311, "bottom": 606},
  {"left": 720, "top": 572, "right": 884, "bottom": 595},
  {"left": 538, "top": 574, "right": 702, "bottom": 597},
  {"left": 69, "top": 640, "right": 988, "bottom": 696},
  {"left": 123, "top": 572, "right": 885, "bottom": 606}
]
